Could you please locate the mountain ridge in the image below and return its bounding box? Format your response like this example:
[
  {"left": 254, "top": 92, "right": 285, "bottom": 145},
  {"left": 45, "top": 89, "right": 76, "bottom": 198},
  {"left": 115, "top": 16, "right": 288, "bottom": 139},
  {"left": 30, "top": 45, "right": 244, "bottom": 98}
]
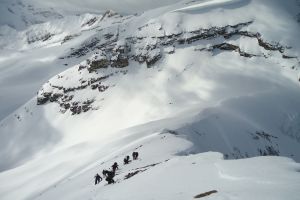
[{"left": 0, "top": 0, "right": 300, "bottom": 199}]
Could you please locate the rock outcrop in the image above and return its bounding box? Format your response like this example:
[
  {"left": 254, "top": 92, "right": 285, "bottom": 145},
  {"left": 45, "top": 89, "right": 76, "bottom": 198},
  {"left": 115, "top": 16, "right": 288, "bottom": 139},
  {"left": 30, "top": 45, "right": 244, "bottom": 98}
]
[{"left": 37, "top": 20, "right": 299, "bottom": 115}]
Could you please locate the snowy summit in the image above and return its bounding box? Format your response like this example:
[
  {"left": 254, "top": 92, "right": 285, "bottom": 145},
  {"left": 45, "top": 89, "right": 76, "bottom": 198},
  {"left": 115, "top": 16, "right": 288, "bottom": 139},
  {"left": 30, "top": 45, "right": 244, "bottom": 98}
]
[{"left": 0, "top": 0, "right": 300, "bottom": 200}]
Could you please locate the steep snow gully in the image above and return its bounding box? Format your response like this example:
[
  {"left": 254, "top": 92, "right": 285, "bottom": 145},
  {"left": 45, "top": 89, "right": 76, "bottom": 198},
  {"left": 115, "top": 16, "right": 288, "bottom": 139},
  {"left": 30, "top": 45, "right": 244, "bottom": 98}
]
[{"left": 0, "top": 0, "right": 300, "bottom": 200}]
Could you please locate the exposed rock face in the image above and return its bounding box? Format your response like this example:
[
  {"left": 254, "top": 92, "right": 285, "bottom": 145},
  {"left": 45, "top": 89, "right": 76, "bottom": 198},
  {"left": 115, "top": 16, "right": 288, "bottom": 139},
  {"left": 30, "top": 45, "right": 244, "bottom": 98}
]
[
  {"left": 214, "top": 43, "right": 239, "bottom": 51},
  {"left": 100, "top": 10, "right": 120, "bottom": 21},
  {"left": 27, "top": 32, "right": 54, "bottom": 44},
  {"left": 81, "top": 17, "right": 98, "bottom": 27},
  {"left": 61, "top": 34, "right": 79, "bottom": 44},
  {"left": 68, "top": 37, "right": 101, "bottom": 58},
  {"left": 37, "top": 20, "right": 299, "bottom": 115},
  {"left": 146, "top": 49, "right": 161, "bottom": 67},
  {"left": 111, "top": 54, "right": 129, "bottom": 68},
  {"left": 194, "top": 190, "right": 218, "bottom": 199},
  {"left": 37, "top": 71, "right": 113, "bottom": 114},
  {"left": 64, "top": 20, "right": 296, "bottom": 69},
  {"left": 206, "top": 43, "right": 256, "bottom": 58},
  {"left": 49, "top": 93, "right": 63, "bottom": 102},
  {"left": 37, "top": 92, "right": 52, "bottom": 105},
  {"left": 89, "top": 58, "right": 110, "bottom": 71},
  {"left": 67, "top": 99, "right": 95, "bottom": 115},
  {"left": 221, "top": 131, "right": 281, "bottom": 159}
]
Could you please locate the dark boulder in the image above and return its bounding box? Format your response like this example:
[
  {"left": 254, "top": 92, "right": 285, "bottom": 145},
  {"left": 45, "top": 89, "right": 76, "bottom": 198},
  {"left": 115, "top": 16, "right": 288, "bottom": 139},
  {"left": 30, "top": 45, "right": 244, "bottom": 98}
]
[
  {"left": 111, "top": 54, "right": 129, "bottom": 68},
  {"left": 49, "top": 93, "right": 63, "bottom": 102},
  {"left": 37, "top": 92, "right": 52, "bottom": 105},
  {"left": 89, "top": 58, "right": 110, "bottom": 72}
]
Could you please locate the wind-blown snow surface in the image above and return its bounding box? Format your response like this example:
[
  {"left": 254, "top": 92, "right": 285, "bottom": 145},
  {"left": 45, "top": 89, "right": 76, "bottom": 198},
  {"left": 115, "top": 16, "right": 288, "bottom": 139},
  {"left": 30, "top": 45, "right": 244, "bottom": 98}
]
[{"left": 0, "top": 0, "right": 300, "bottom": 199}]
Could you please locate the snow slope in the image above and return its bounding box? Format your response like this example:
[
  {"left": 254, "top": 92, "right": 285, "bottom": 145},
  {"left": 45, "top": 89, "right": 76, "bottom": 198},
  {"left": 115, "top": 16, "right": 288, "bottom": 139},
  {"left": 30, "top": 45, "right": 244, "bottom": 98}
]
[
  {"left": 0, "top": 120, "right": 300, "bottom": 200},
  {"left": 0, "top": 0, "right": 300, "bottom": 199}
]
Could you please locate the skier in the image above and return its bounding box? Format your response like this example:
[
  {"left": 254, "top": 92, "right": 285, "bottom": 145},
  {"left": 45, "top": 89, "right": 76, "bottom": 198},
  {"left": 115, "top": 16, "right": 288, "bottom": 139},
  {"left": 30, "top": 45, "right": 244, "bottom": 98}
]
[
  {"left": 112, "top": 162, "right": 119, "bottom": 172},
  {"left": 124, "top": 155, "right": 130, "bottom": 165},
  {"left": 102, "top": 170, "right": 115, "bottom": 184},
  {"left": 94, "top": 173, "right": 102, "bottom": 185},
  {"left": 132, "top": 152, "right": 139, "bottom": 160}
]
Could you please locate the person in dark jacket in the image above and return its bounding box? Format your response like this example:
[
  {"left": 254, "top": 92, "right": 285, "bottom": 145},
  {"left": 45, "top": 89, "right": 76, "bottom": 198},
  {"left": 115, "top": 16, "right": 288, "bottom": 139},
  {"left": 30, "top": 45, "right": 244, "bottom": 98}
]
[
  {"left": 124, "top": 155, "right": 130, "bottom": 165},
  {"left": 132, "top": 152, "right": 139, "bottom": 160},
  {"left": 94, "top": 173, "right": 102, "bottom": 185},
  {"left": 102, "top": 170, "right": 115, "bottom": 184},
  {"left": 112, "top": 162, "right": 119, "bottom": 172}
]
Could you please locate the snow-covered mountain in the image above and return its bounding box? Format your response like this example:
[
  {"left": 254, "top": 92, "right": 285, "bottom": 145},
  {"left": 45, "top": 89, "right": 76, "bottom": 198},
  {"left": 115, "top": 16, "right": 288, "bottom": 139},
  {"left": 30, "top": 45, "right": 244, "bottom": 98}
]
[
  {"left": 0, "top": 0, "right": 183, "bottom": 30},
  {"left": 0, "top": 0, "right": 300, "bottom": 199},
  {"left": 0, "top": 0, "right": 65, "bottom": 30}
]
